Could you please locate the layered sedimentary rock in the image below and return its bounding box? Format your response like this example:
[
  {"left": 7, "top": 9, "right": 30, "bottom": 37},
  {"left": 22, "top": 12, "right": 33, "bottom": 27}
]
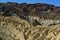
[{"left": 0, "top": 2, "right": 60, "bottom": 40}]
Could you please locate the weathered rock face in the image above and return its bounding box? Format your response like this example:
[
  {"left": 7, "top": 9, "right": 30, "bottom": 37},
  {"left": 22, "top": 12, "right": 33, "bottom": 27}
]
[
  {"left": 0, "top": 16, "right": 60, "bottom": 40},
  {"left": 0, "top": 2, "right": 60, "bottom": 26},
  {"left": 0, "top": 2, "right": 60, "bottom": 19},
  {"left": 0, "top": 2, "right": 60, "bottom": 40}
]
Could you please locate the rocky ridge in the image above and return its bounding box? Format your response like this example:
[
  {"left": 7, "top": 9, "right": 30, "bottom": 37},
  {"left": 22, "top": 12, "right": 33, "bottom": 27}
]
[{"left": 0, "top": 2, "right": 60, "bottom": 40}]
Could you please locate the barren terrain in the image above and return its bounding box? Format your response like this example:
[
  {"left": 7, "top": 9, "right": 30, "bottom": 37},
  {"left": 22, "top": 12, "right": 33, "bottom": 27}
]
[{"left": 0, "top": 2, "right": 60, "bottom": 40}]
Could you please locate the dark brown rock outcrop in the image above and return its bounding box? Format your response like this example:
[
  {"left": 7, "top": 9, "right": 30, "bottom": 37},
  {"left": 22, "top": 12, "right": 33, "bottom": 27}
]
[{"left": 0, "top": 2, "right": 60, "bottom": 20}]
